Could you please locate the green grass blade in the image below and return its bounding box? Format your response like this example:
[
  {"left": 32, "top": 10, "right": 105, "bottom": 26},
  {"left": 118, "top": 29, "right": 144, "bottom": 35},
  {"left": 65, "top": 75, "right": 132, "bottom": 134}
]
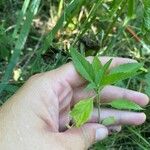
[
  {"left": 143, "top": 0, "right": 150, "bottom": 31},
  {"left": 109, "top": 0, "right": 123, "bottom": 20},
  {"left": 0, "top": 0, "right": 41, "bottom": 95},
  {"left": 58, "top": 0, "right": 64, "bottom": 18},
  {"left": 13, "top": 0, "right": 31, "bottom": 38},
  {"left": 127, "top": 0, "right": 135, "bottom": 19},
  {"left": 128, "top": 127, "right": 150, "bottom": 147}
]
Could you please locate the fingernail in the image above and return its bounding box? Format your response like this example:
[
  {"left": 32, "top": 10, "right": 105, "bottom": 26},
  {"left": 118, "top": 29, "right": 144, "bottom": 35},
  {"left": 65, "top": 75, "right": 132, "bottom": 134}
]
[
  {"left": 135, "top": 113, "right": 146, "bottom": 125},
  {"left": 96, "top": 128, "right": 108, "bottom": 141}
]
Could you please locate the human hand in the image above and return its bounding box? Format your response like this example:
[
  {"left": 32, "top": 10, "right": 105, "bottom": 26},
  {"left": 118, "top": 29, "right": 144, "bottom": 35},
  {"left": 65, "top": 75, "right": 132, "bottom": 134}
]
[{"left": 0, "top": 57, "right": 149, "bottom": 150}]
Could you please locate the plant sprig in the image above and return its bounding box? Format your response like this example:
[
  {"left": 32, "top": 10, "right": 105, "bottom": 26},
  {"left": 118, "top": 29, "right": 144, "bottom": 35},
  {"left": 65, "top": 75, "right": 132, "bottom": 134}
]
[{"left": 70, "top": 47, "right": 144, "bottom": 127}]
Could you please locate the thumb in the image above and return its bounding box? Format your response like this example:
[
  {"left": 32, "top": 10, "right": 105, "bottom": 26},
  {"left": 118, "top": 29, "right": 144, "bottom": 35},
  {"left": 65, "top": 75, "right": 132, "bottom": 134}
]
[{"left": 64, "top": 123, "right": 108, "bottom": 149}]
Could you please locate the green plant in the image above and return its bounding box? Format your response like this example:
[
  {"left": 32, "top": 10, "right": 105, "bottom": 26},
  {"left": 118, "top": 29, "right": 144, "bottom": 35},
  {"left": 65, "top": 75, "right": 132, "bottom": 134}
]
[
  {"left": 0, "top": 0, "right": 41, "bottom": 95},
  {"left": 145, "top": 71, "right": 150, "bottom": 97},
  {"left": 0, "top": 0, "right": 149, "bottom": 149},
  {"left": 70, "top": 47, "right": 144, "bottom": 127}
]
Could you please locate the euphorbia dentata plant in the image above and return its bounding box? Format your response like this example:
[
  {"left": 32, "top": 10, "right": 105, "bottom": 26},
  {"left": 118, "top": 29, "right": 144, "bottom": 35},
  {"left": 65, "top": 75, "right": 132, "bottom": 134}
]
[{"left": 69, "top": 47, "right": 144, "bottom": 127}]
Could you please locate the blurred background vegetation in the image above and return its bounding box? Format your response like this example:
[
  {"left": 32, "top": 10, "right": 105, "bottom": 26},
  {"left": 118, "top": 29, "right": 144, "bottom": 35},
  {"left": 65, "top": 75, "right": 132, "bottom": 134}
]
[{"left": 0, "top": 0, "right": 150, "bottom": 149}]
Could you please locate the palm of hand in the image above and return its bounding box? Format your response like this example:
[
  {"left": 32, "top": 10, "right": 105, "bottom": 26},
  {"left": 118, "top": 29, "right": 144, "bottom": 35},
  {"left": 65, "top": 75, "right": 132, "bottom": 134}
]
[{"left": 0, "top": 57, "right": 148, "bottom": 150}]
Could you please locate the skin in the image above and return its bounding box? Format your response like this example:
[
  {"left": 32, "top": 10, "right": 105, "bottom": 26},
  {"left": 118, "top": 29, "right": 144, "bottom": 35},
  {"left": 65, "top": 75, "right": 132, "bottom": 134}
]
[{"left": 0, "top": 57, "right": 149, "bottom": 150}]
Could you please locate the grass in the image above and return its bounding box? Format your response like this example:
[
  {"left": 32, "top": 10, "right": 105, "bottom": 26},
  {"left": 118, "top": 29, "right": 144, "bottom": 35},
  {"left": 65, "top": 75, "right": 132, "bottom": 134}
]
[{"left": 0, "top": 0, "right": 150, "bottom": 149}]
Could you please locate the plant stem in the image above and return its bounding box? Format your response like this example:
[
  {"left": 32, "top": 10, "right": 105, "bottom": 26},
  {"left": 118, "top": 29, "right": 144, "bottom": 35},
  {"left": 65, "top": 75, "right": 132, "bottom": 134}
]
[{"left": 96, "top": 91, "right": 101, "bottom": 124}]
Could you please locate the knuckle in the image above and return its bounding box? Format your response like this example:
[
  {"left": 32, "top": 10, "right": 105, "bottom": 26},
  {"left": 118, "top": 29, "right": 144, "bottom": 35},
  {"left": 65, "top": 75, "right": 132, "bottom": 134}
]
[{"left": 81, "top": 126, "right": 93, "bottom": 149}]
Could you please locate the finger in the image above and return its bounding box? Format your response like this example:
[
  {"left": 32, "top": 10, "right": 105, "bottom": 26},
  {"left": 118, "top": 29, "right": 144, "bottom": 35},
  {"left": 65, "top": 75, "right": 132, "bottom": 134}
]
[
  {"left": 73, "top": 85, "right": 149, "bottom": 106},
  {"left": 59, "top": 109, "right": 145, "bottom": 131},
  {"left": 54, "top": 57, "right": 136, "bottom": 88},
  {"left": 90, "top": 108, "right": 146, "bottom": 125},
  {"left": 63, "top": 123, "right": 108, "bottom": 149},
  {"left": 100, "top": 86, "right": 149, "bottom": 106}
]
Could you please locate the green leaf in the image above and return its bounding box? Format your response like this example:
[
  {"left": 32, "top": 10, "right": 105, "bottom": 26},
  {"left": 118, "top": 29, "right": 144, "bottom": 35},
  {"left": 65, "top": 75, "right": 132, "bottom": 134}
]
[
  {"left": 143, "top": 0, "right": 150, "bottom": 31},
  {"left": 70, "top": 98, "right": 93, "bottom": 127},
  {"left": 124, "top": 0, "right": 136, "bottom": 26},
  {"left": 13, "top": 0, "right": 30, "bottom": 38},
  {"left": 91, "top": 56, "right": 105, "bottom": 87},
  {"left": 102, "top": 71, "right": 140, "bottom": 85},
  {"left": 101, "top": 63, "right": 143, "bottom": 85},
  {"left": 70, "top": 47, "right": 94, "bottom": 82},
  {"left": 92, "top": 58, "right": 112, "bottom": 87},
  {"left": 95, "top": 58, "right": 112, "bottom": 86},
  {"left": 145, "top": 71, "right": 150, "bottom": 97},
  {"left": 102, "top": 116, "right": 116, "bottom": 126},
  {"left": 127, "top": 0, "right": 135, "bottom": 19},
  {"left": 95, "top": 69, "right": 104, "bottom": 86},
  {"left": 103, "top": 58, "right": 113, "bottom": 73},
  {"left": 110, "top": 63, "right": 143, "bottom": 74},
  {"left": 92, "top": 56, "right": 102, "bottom": 74},
  {"left": 85, "top": 82, "right": 97, "bottom": 91},
  {"left": 109, "top": 0, "right": 123, "bottom": 20},
  {"left": 109, "top": 99, "right": 143, "bottom": 110}
]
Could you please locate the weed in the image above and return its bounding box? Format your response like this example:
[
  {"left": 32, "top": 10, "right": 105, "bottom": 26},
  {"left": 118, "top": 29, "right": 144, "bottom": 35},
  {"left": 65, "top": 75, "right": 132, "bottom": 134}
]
[{"left": 70, "top": 47, "right": 143, "bottom": 127}]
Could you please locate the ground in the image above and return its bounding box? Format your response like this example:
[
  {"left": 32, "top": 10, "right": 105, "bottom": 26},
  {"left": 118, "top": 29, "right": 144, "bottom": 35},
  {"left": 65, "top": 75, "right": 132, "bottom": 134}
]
[{"left": 0, "top": 0, "right": 150, "bottom": 149}]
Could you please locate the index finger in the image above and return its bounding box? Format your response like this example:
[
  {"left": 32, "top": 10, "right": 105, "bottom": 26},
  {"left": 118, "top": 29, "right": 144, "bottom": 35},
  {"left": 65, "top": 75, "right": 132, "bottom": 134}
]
[{"left": 55, "top": 57, "right": 137, "bottom": 88}]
